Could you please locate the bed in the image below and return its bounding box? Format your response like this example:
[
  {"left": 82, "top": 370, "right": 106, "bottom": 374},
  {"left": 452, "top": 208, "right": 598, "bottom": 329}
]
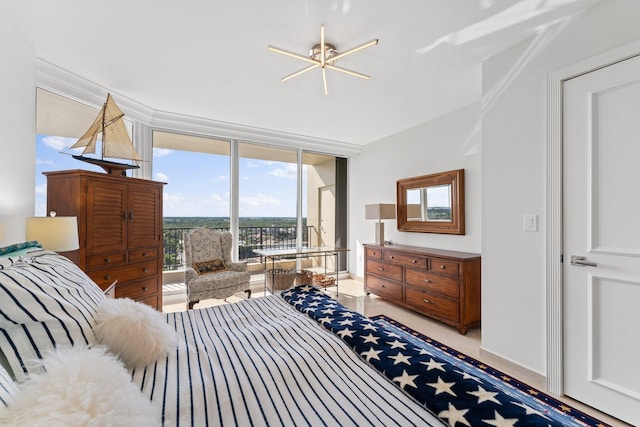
[{"left": 0, "top": 248, "right": 444, "bottom": 426}]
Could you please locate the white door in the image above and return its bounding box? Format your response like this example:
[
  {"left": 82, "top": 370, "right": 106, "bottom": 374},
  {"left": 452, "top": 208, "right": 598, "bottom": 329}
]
[{"left": 563, "top": 54, "right": 640, "bottom": 425}]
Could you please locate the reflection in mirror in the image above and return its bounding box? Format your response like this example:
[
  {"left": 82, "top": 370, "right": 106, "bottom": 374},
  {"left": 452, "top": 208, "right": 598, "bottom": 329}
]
[{"left": 397, "top": 169, "right": 464, "bottom": 235}]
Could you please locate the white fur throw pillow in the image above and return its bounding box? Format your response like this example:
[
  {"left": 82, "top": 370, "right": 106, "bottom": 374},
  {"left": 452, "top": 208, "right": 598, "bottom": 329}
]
[
  {"left": 94, "top": 298, "right": 177, "bottom": 369},
  {"left": 1, "top": 346, "right": 157, "bottom": 426}
]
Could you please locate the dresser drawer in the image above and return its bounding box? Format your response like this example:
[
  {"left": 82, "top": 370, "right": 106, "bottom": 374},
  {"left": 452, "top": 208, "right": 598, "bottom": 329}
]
[
  {"left": 129, "top": 247, "right": 159, "bottom": 263},
  {"left": 383, "top": 251, "right": 427, "bottom": 269},
  {"left": 405, "top": 269, "right": 459, "bottom": 299},
  {"left": 405, "top": 287, "right": 459, "bottom": 322},
  {"left": 88, "top": 261, "right": 158, "bottom": 289},
  {"left": 366, "top": 247, "right": 383, "bottom": 259},
  {"left": 115, "top": 277, "right": 158, "bottom": 300},
  {"left": 429, "top": 258, "right": 460, "bottom": 277},
  {"left": 366, "top": 259, "right": 402, "bottom": 282},
  {"left": 86, "top": 252, "right": 126, "bottom": 269},
  {"left": 366, "top": 275, "right": 403, "bottom": 301}
]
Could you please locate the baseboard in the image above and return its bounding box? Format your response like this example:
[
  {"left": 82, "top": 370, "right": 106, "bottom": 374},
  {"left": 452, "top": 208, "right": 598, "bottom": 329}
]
[{"left": 478, "top": 347, "right": 547, "bottom": 391}]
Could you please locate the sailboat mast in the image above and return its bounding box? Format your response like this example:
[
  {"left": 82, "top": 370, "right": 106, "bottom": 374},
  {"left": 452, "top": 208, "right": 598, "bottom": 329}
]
[{"left": 100, "top": 97, "right": 108, "bottom": 159}]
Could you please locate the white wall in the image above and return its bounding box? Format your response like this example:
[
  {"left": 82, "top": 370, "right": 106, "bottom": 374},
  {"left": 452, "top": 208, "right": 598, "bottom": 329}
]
[
  {"left": 349, "top": 102, "right": 482, "bottom": 278},
  {"left": 482, "top": 0, "right": 640, "bottom": 375},
  {"left": 0, "top": 7, "right": 36, "bottom": 245}
]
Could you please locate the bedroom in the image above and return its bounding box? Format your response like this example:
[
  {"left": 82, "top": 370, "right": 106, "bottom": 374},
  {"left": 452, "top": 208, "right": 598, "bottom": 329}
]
[{"left": 1, "top": 0, "right": 640, "bottom": 425}]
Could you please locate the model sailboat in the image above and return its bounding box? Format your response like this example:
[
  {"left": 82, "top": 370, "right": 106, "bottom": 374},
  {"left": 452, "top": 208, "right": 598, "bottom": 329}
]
[{"left": 66, "top": 93, "right": 142, "bottom": 176}]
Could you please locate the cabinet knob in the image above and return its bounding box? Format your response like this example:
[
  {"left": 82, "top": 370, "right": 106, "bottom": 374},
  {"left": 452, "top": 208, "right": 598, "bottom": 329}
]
[
  {"left": 423, "top": 299, "right": 434, "bottom": 304},
  {"left": 104, "top": 257, "right": 111, "bottom": 263},
  {"left": 389, "top": 256, "right": 394, "bottom": 259},
  {"left": 378, "top": 267, "right": 384, "bottom": 271},
  {"left": 104, "top": 275, "right": 111, "bottom": 280},
  {"left": 142, "top": 253, "right": 147, "bottom": 257},
  {"left": 423, "top": 279, "right": 432, "bottom": 283},
  {"left": 412, "top": 260, "right": 417, "bottom": 263},
  {"left": 440, "top": 265, "right": 446, "bottom": 269},
  {"left": 378, "top": 284, "right": 385, "bottom": 288},
  {"left": 143, "top": 268, "right": 149, "bottom": 273},
  {"left": 142, "top": 286, "right": 149, "bottom": 291}
]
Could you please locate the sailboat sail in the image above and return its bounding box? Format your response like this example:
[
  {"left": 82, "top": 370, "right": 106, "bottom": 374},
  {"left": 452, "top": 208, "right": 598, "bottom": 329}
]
[{"left": 66, "top": 93, "right": 142, "bottom": 175}]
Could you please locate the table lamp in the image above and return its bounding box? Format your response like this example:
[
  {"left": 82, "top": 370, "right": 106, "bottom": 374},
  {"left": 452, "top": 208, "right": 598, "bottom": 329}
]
[
  {"left": 365, "top": 204, "right": 396, "bottom": 245},
  {"left": 26, "top": 212, "right": 79, "bottom": 252}
]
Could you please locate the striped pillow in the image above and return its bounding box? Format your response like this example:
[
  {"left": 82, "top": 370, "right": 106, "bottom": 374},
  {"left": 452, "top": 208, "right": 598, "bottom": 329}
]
[
  {"left": 0, "top": 362, "right": 17, "bottom": 411},
  {"left": 0, "top": 249, "right": 105, "bottom": 382}
]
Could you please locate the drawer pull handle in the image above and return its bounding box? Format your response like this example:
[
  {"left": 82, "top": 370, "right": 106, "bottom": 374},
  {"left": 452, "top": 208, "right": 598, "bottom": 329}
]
[
  {"left": 423, "top": 299, "right": 434, "bottom": 304},
  {"left": 440, "top": 265, "right": 446, "bottom": 269},
  {"left": 389, "top": 256, "right": 394, "bottom": 259},
  {"left": 142, "top": 286, "right": 149, "bottom": 291},
  {"left": 378, "top": 268, "right": 384, "bottom": 271},
  {"left": 423, "top": 279, "right": 432, "bottom": 283},
  {"left": 412, "top": 260, "right": 417, "bottom": 263},
  {"left": 143, "top": 268, "right": 149, "bottom": 273},
  {"left": 104, "top": 258, "right": 111, "bottom": 263},
  {"left": 378, "top": 284, "right": 385, "bottom": 288},
  {"left": 142, "top": 253, "right": 147, "bottom": 257},
  {"left": 104, "top": 275, "right": 111, "bottom": 280}
]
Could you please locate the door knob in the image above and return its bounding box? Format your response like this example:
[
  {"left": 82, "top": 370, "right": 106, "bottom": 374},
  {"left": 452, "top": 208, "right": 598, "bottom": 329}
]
[{"left": 570, "top": 255, "right": 598, "bottom": 267}]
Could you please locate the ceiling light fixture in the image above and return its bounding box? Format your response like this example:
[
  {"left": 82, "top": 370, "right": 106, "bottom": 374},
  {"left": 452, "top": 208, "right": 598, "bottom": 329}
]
[{"left": 268, "top": 25, "right": 378, "bottom": 95}]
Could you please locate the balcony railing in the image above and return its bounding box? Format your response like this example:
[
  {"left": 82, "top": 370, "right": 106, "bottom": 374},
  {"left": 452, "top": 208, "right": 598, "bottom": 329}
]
[{"left": 162, "top": 225, "right": 314, "bottom": 271}]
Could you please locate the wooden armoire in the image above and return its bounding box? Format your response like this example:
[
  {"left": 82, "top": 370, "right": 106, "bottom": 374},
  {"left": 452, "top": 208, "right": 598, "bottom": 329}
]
[{"left": 45, "top": 170, "right": 164, "bottom": 310}]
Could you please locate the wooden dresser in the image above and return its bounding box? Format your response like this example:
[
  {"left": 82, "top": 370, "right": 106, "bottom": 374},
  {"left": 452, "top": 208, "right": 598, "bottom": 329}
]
[
  {"left": 364, "top": 243, "right": 481, "bottom": 334},
  {"left": 45, "top": 170, "right": 164, "bottom": 310}
]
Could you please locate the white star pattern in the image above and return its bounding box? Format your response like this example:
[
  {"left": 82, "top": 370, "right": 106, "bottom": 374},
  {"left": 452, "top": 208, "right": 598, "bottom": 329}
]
[
  {"left": 338, "top": 319, "right": 355, "bottom": 326},
  {"left": 392, "top": 370, "right": 419, "bottom": 390},
  {"left": 386, "top": 339, "right": 407, "bottom": 349},
  {"left": 454, "top": 370, "right": 483, "bottom": 383},
  {"left": 342, "top": 312, "right": 355, "bottom": 318},
  {"left": 361, "top": 333, "right": 379, "bottom": 344},
  {"left": 318, "top": 316, "right": 332, "bottom": 324},
  {"left": 362, "top": 323, "right": 378, "bottom": 331},
  {"left": 321, "top": 308, "right": 335, "bottom": 315},
  {"left": 511, "top": 402, "right": 551, "bottom": 420},
  {"left": 426, "top": 377, "right": 457, "bottom": 397},
  {"left": 482, "top": 411, "right": 518, "bottom": 427},
  {"left": 389, "top": 352, "right": 412, "bottom": 366},
  {"left": 468, "top": 386, "right": 501, "bottom": 405},
  {"left": 361, "top": 347, "right": 382, "bottom": 362},
  {"left": 421, "top": 358, "right": 446, "bottom": 372},
  {"left": 438, "top": 403, "right": 471, "bottom": 427},
  {"left": 336, "top": 328, "right": 354, "bottom": 338}
]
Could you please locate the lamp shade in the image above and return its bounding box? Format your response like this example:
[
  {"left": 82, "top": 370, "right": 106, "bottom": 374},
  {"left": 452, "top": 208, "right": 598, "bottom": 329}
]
[
  {"left": 365, "top": 204, "right": 396, "bottom": 220},
  {"left": 26, "top": 216, "right": 79, "bottom": 252}
]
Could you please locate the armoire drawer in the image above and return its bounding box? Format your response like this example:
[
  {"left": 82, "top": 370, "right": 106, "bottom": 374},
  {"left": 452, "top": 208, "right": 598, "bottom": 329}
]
[
  {"left": 115, "top": 277, "right": 159, "bottom": 300},
  {"left": 365, "top": 275, "right": 403, "bottom": 302},
  {"left": 365, "top": 247, "right": 383, "bottom": 259},
  {"left": 86, "top": 252, "right": 127, "bottom": 269},
  {"left": 88, "top": 261, "right": 158, "bottom": 289},
  {"left": 129, "top": 247, "right": 159, "bottom": 263},
  {"left": 405, "top": 287, "right": 459, "bottom": 322},
  {"left": 366, "top": 259, "right": 403, "bottom": 282},
  {"left": 405, "top": 268, "right": 459, "bottom": 299}
]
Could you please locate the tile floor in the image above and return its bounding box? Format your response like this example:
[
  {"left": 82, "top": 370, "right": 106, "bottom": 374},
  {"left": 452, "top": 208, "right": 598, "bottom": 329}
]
[{"left": 162, "top": 279, "right": 629, "bottom": 426}]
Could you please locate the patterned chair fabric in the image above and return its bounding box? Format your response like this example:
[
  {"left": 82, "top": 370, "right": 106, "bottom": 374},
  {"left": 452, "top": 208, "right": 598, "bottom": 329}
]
[{"left": 184, "top": 228, "right": 251, "bottom": 309}]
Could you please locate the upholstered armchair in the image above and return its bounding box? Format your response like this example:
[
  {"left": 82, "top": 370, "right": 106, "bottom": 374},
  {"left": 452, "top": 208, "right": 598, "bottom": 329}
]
[{"left": 184, "top": 228, "right": 251, "bottom": 309}]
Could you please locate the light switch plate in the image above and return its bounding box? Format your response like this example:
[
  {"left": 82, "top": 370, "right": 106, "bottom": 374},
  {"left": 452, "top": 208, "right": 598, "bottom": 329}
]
[{"left": 524, "top": 214, "right": 538, "bottom": 232}]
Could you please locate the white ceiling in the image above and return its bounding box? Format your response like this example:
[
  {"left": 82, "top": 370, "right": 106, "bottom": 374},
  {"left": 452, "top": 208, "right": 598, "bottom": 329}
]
[{"left": 10, "top": 0, "right": 599, "bottom": 146}]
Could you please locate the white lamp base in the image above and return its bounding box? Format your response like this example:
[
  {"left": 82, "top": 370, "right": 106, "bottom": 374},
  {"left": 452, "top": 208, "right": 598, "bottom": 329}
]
[{"left": 374, "top": 222, "right": 385, "bottom": 245}]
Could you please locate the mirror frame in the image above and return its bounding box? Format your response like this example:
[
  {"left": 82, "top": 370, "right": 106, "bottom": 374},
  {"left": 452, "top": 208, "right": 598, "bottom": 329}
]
[{"left": 396, "top": 169, "right": 465, "bottom": 235}]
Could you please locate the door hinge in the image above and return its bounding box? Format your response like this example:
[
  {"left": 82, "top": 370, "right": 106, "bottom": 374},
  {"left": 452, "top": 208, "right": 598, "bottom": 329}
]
[{"left": 560, "top": 254, "right": 563, "bottom": 263}]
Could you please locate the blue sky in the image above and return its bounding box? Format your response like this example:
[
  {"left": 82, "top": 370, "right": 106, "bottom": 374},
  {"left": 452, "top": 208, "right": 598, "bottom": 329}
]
[{"left": 35, "top": 135, "right": 304, "bottom": 217}]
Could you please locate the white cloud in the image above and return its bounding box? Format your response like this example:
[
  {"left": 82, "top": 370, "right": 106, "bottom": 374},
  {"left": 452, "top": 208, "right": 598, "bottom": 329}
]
[
  {"left": 42, "top": 136, "right": 75, "bottom": 151},
  {"left": 268, "top": 163, "right": 297, "bottom": 179},
  {"left": 35, "top": 158, "right": 54, "bottom": 165},
  {"left": 240, "top": 193, "right": 281, "bottom": 208},
  {"left": 34, "top": 183, "right": 47, "bottom": 195},
  {"left": 247, "top": 161, "right": 259, "bottom": 168},
  {"left": 155, "top": 172, "right": 168, "bottom": 182},
  {"left": 153, "top": 147, "right": 172, "bottom": 157},
  {"left": 217, "top": 175, "right": 228, "bottom": 181}
]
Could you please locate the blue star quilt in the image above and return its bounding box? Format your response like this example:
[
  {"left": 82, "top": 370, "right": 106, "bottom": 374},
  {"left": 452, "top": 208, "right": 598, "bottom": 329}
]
[{"left": 282, "top": 285, "right": 603, "bottom": 427}]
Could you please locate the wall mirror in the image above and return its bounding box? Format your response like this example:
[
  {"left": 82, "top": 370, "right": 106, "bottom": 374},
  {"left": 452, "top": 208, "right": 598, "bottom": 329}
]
[{"left": 396, "top": 169, "right": 465, "bottom": 234}]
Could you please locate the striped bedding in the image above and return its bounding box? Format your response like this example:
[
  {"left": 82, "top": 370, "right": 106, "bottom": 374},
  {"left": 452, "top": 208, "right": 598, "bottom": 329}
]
[{"left": 132, "top": 294, "right": 443, "bottom": 426}]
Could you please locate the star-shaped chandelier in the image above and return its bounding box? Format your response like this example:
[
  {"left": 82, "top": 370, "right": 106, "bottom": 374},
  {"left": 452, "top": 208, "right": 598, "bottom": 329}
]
[{"left": 268, "top": 25, "right": 378, "bottom": 95}]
